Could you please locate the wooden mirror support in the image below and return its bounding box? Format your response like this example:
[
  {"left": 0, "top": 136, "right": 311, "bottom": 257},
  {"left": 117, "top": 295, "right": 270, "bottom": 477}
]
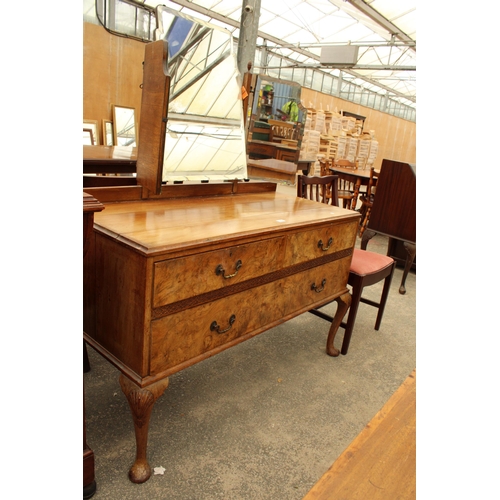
[{"left": 135, "top": 39, "right": 169, "bottom": 195}]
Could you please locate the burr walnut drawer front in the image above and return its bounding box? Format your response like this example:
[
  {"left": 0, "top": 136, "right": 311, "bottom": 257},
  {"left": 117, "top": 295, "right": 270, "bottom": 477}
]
[
  {"left": 153, "top": 237, "right": 286, "bottom": 308},
  {"left": 285, "top": 221, "right": 358, "bottom": 266},
  {"left": 150, "top": 257, "right": 350, "bottom": 374}
]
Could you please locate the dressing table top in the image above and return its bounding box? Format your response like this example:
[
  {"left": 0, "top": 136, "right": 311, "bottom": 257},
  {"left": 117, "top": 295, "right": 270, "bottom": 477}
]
[{"left": 94, "top": 191, "right": 355, "bottom": 257}]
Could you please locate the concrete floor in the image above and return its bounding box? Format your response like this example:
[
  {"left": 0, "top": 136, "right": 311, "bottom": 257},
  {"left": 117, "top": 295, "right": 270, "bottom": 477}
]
[{"left": 84, "top": 182, "right": 416, "bottom": 499}]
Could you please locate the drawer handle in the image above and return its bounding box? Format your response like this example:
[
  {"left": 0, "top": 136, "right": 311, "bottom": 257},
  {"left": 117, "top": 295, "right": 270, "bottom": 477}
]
[
  {"left": 317, "top": 237, "right": 333, "bottom": 251},
  {"left": 215, "top": 260, "right": 242, "bottom": 279},
  {"left": 311, "top": 279, "right": 327, "bottom": 293},
  {"left": 210, "top": 314, "right": 236, "bottom": 334}
]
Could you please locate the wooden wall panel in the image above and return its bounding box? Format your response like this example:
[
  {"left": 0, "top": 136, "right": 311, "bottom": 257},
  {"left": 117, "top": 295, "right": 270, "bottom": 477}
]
[
  {"left": 83, "top": 23, "right": 146, "bottom": 144},
  {"left": 301, "top": 88, "right": 416, "bottom": 170}
]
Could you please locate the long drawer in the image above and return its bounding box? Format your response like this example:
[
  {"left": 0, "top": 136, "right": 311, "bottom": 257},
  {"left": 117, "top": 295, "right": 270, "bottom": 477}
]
[
  {"left": 153, "top": 221, "right": 357, "bottom": 310},
  {"left": 150, "top": 257, "right": 350, "bottom": 375},
  {"left": 153, "top": 236, "right": 286, "bottom": 308}
]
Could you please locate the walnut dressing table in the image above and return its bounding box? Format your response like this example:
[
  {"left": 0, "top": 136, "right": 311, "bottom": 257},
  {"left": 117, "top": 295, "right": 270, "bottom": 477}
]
[
  {"left": 83, "top": 27, "right": 359, "bottom": 485},
  {"left": 84, "top": 183, "right": 358, "bottom": 483}
]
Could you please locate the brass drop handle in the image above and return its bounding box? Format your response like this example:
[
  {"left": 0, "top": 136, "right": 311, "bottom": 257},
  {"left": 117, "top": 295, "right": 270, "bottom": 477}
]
[
  {"left": 311, "top": 279, "right": 327, "bottom": 293},
  {"left": 210, "top": 314, "right": 236, "bottom": 334},
  {"left": 317, "top": 237, "right": 333, "bottom": 251},
  {"left": 215, "top": 260, "right": 242, "bottom": 279}
]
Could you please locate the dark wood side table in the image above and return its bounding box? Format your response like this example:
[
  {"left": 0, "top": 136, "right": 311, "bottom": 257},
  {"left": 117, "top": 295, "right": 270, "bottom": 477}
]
[
  {"left": 297, "top": 158, "right": 316, "bottom": 175},
  {"left": 83, "top": 192, "right": 104, "bottom": 499},
  {"left": 360, "top": 159, "right": 416, "bottom": 294},
  {"left": 329, "top": 166, "right": 372, "bottom": 210}
]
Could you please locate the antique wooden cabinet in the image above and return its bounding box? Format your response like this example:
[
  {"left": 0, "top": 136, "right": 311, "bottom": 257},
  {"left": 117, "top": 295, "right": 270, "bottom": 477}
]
[{"left": 83, "top": 9, "right": 359, "bottom": 484}]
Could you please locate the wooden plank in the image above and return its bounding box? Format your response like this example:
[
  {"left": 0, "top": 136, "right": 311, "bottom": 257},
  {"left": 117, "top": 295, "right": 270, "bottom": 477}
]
[{"left": 303, "top": 369, "right": 416, "bottom": 500}]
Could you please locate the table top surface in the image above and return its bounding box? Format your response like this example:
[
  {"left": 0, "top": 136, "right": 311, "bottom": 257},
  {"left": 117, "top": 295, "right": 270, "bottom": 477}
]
[
  {"left": 247, "top": 158, "right": 297, "bottom": 173},
  {"left": 94, "top": 191, "right": 356, "bottom": 256},
  {"left": 247, "top": 139, "right": 297, "bottom": 150},
  {"left": 329, "top": 166, "right": 373, "bottom": 179}
]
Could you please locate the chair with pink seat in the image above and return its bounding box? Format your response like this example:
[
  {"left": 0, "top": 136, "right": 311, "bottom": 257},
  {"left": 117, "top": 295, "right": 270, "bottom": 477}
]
[
  {"left": 310, "top": 248, "right": 395, "bottom": 355},
  {"left": 297, "top": 176, "right": 396, "bottom": 355}
]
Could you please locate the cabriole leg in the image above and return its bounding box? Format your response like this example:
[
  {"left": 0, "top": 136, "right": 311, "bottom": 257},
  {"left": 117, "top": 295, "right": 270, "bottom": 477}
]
[{"left": 119, "top": 375, "right": 169, "bottom": 483}]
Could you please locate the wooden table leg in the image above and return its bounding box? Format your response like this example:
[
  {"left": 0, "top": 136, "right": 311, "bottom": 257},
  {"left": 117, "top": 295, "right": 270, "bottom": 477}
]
[
  {"left": 351, "top": 178, "right": 362, "bottom": 210},
  {"left": 326, "top": 291, "right": 351, "bottom": 357},
  {"left": 399, "top": 242, "right": 416, "bottom": 295},
  {"left": 119, "top": 375, "right": 169, "bottom": 483}
]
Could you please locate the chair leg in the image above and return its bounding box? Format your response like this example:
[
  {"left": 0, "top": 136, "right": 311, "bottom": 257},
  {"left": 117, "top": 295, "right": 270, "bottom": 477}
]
[
  {"left": 374, "top": 263, "right": 396, "bottom": 330},
  {"left": 341, "top": 281, "right": 364, "bottom": 355}
]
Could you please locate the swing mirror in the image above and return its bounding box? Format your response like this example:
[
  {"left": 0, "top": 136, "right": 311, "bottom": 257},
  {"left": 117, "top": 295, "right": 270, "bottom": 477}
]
[{"left": 155, "top": 5, "right": 248, "bottom": 182}]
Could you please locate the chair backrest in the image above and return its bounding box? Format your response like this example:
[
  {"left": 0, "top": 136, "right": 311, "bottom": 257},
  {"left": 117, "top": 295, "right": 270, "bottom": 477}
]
[
  {"left": 318, "top": 157, "right": 331, "bottom": 176},
  {"left": 297, "top": 174, "right": 339, "bottom": 206},
  {"left": 334, "top": 159, "right": 356, "bottom": 169}
]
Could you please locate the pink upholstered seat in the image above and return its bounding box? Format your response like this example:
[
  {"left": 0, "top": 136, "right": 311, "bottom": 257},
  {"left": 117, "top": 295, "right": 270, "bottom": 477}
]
[{"left": 350, "top": 248, "right": 394, "bottom": 276}]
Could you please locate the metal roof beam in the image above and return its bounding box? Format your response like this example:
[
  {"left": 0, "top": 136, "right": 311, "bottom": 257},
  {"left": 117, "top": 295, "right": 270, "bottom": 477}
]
[{"left": 343, "top": 0, "right": 416, "bottom": 51}]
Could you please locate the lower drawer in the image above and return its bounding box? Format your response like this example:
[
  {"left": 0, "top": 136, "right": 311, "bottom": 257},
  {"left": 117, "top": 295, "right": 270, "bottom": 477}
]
[{"left": 149, "top": 256, "right": 351, "bottom": 374}]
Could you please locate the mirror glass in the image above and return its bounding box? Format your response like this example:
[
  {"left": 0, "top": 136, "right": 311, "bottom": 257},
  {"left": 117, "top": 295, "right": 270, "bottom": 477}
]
[
  {"left": 245, "top": 75, "right": 307, "bottom": 166},
  {"left": 156, "top": 6, "right": 247, "bottom": 182},
  {"left": 102, "top": 119, "right": 114, "bottom": 146},
  {"left": 252, "top": 75, "right": 305, "bottom": 124},
  {"left": 112, "top": 105, "right": 137, "bottom": 146}
]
